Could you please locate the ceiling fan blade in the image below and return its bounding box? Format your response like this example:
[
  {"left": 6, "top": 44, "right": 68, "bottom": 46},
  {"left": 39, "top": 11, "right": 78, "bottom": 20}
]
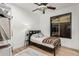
[
  {"left": 41, "top": 3, "right": 48, "bottom": 6},
  {"left": 34, "top": 3, "right": 41, "bottom": 6},
  {"left": 32, "top": 8, "right": 38, "bottom": 12},
  {"left": 47, "top": 6, "right": 56, "bottom": 10}
]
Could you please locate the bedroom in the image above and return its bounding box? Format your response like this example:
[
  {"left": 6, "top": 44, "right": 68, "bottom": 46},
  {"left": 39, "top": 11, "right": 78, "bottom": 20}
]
[{"left": 0, "top": 3, "right": 79, "bottom": 56}]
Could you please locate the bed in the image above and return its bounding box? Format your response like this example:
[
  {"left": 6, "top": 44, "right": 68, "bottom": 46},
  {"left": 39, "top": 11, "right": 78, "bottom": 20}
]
[
  {"left": 31, "top": 36, "right": 55, "bottom": 49},
  {"left": 28, "top": 30, "right": 61, "bottom": 56}
]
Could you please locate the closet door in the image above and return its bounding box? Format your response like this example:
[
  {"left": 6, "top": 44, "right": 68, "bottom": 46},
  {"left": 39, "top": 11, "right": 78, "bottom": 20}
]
[
  {"left": 0, "top": 33, "right": 3, "bottom": 41},
  {"left": 0, "top": 18, "right": 11, "bottom": 40}
]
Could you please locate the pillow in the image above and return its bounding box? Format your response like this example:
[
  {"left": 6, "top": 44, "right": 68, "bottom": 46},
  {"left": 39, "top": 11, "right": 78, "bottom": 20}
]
[
  {"left": 32, "top": 34, "right": 39, "bottom": 38},
  {"left": 32, "top": 32, "right": 44, "bottom": 38},
  {"left": 38, "top": 32, "right": 44, "bottom": 37}
]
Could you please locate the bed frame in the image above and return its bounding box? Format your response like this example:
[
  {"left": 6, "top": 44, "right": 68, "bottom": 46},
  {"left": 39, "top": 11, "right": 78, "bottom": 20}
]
[{"left": 28, "top": 30, "right": 61, "bottom": 56}]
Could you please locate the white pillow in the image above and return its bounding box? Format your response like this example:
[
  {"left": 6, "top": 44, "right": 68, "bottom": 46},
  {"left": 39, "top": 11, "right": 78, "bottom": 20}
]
[
  {"left": 32, "top": 33, "right": 44, "bottom": 38},
  {"left": 32, "top": 34, "right": 38, "bottom": 38}
]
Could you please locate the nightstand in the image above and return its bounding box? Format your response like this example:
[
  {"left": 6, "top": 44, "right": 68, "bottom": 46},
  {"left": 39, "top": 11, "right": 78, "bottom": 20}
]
[
  {"left": 24, "top": 33, "right": 29, "bottom": 47},
  {"left": 24, "top": 39, "right": 29, "bottom": 47}
]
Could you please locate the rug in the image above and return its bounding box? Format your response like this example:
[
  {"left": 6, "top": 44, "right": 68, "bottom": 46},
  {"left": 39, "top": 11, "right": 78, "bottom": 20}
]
[{"left": 14, "top": 47, "right": 46, "bottom": 56}]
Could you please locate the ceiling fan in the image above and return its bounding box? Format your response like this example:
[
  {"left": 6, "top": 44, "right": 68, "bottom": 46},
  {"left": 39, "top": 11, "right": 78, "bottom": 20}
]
[{"left": 32, "top": 3, "right": 56, "bottom": 14}]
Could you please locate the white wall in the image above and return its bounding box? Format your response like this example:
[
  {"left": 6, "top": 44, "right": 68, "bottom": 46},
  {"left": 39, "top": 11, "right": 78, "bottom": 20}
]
[
  {"left": 8, "top": 4, "right": 40, "bottom": 49},
  {"left": 7, "top": 4, "right": 79, "bottom": 50},
  {"left": 39, "top": 5, "right": 79, "bottom": 50}
]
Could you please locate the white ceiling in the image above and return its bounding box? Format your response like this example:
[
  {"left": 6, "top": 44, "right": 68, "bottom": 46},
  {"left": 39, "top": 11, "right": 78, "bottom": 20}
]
[{"left": 11, "top": 3, "right": 79, "bottom": 13}]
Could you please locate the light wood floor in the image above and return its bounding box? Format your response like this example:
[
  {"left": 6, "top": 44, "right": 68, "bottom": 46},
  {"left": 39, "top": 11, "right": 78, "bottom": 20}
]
[{"left": 13, "top": 45, "right": 79, "bottom": 56}]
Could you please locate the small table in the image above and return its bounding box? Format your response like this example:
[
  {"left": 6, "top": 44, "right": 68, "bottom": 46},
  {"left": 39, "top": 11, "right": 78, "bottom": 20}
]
[{"left": 24, "top": 40, "right": 29, "bottom": 47}]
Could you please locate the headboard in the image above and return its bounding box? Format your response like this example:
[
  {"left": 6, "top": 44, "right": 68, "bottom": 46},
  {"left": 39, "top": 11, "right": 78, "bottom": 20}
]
[
  {"left": 28, "top": 30, "right": 41, "bottom": 44},
  {"left": 29, "top": 30, "right": 41, "bottom": 36}
]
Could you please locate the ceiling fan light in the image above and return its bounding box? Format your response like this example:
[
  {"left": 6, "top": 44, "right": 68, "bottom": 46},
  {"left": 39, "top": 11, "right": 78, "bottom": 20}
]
[{"left": 38, "top": 5, "right": 47, "bottom": 11}]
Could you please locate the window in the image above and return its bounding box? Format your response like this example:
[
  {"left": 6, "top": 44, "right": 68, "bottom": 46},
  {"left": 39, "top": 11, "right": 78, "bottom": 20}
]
[{"left": 50, "top": 13, "right": 71, "bottom": 38}]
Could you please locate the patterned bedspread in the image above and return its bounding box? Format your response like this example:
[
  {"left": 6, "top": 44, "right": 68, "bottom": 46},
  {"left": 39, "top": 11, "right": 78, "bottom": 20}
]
[{"left": 42, "top": 37, "right": 61, "bottom": 47}]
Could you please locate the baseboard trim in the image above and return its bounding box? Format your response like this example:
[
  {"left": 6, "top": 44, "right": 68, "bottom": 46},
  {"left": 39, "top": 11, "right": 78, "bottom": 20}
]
[{"left": 62, "top": 46, "right": 79, "bottom": 52}]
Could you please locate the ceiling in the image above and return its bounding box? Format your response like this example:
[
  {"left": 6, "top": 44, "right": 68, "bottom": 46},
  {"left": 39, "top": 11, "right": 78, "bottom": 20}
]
[{"left": 11, "top": 3, "right": 79, "bottom": 14}]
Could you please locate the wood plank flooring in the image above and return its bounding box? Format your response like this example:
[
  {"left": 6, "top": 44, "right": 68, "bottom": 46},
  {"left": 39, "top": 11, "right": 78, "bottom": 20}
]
[{"left": 13, "top": 45, "right": 79, "bottom": 56}]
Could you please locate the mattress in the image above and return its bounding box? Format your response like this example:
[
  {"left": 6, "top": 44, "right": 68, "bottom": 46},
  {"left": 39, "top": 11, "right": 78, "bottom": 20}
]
[{"left": 31, "top": 36, "right": 54, "bottom": 49}]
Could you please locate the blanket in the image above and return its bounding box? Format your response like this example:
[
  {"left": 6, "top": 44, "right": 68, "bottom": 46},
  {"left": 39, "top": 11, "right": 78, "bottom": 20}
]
[{"left": 42, "top": 37, "right": 60, "bottom": 47}]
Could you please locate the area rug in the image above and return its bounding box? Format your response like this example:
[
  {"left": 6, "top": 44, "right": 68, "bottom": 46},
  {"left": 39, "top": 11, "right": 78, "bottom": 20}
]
[{"left": 14, "top": 47, "right": 46, "bottom": 56}]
